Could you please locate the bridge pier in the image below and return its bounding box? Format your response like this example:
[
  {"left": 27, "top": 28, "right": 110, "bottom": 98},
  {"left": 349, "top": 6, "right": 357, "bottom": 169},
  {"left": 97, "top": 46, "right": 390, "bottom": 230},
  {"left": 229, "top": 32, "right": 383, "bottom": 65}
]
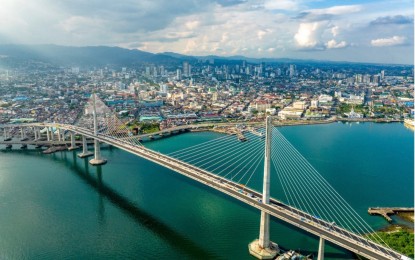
[
  {"left": 50, "top": 128, "right": 55, "bottom": 141},
  {"left": 3, "top": 127, "right": 11, "bottom": 141},
  {"left": 249, "top": 116, "right": 278, "bottom": 260},
  {"left": 58, "top": 129, "right": 62, "bottom": 141},
  {"left": 89, "top": 93, "right": 107, "bottom": 166},
  {"left": 34, "top": 127, "right": 38, "bottom": 141},
  {"left": 21, "top": 127, "right": 28, "bottom": 141},
  {"left": 318, "top": 237, "right": 325, "bottom": 260},
  {"left": 68, "top": 132, "right": 79, "bottom": 150},
  {"left": 46, "top": 128, "right": 50, "bottom": 141},
  {"left": 89, "top": 139, "right": 107, "bottom": 165},
  {"left": 78, "top": 136, "right": 93, "bottom": 158}
]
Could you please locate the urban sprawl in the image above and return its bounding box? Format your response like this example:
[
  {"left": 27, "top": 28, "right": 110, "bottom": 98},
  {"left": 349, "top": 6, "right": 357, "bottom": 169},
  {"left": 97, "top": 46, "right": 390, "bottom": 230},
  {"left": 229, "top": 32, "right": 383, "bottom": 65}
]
[{"left": 0, "top": 59, "right": 413, "bottom": 134}]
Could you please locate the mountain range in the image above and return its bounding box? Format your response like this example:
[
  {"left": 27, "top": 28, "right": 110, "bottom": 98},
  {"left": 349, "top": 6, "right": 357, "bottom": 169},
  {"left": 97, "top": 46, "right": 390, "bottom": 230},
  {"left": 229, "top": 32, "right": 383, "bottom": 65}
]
[{"left": 0, "top": 44, "right": 409, "bottom": 68}]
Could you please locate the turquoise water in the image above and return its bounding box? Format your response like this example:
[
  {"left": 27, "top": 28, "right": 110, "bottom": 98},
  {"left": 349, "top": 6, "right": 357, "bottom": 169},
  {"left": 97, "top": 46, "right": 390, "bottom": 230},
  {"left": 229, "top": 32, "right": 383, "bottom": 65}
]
[{"left": 0, "top": 122, "right": 413, "bottom": 259}]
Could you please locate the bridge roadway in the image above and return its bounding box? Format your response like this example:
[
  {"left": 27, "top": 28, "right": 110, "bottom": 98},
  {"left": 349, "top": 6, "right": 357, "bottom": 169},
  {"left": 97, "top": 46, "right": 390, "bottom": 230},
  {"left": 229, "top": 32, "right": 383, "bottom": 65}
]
[
  {"left": 0, "top": 140, "right": 91, "bottom": 146},
  {"left": 0, "top": 123, "right": 405, "bottom": 260}
]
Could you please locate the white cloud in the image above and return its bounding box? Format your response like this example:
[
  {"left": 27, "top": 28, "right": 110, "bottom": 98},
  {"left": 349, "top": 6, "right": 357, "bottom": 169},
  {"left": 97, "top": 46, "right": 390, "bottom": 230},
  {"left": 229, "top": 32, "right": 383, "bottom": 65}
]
[
  {"left": 326, "top": 39, "right": 347, "bottom": 49},
  {"left": 305, "top": 5, "right": 362, "bottom": 16},
  {"left": 263, "top": 0, "right": 299, "bottom": 11},
  {"left": 0, "top": 0, "right": 412, "bottom": 63},
  {"left": 294, "top": 22, "right": 325, "bottom": 48},
  {"left": 371, "top": 36, "right": 406, "bottom": 47},
  {"left": 331, "top": 26, "right": 339, "bottom": 37},
  {"left": 257, "top": 29, "right": 271, "bottom": 40},
  {"left": 185, "top": 20, "right": 200, "bottom": 30}
]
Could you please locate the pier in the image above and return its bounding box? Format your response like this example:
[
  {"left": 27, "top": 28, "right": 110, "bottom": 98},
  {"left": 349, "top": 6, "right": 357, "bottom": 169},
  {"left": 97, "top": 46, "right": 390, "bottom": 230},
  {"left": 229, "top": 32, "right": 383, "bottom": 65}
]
[{"left": 368, "top": 207, "right": 414, "bottom": 222}]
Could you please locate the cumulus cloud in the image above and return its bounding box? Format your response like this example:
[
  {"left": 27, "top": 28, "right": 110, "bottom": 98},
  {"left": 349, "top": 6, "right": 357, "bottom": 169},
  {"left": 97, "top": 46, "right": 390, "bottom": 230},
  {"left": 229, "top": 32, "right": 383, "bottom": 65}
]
[
  {"left": 371, "top": 36, "right": 407, "bottom": 47},
  {"left": 326, "top": 39, "right": 347, "bottom": 49},
  {"left": 0, "top": 0, "right": 413, "bottom": 63},
  {"left": 294, "top": 22, "right": 326, "bottom": 49},
  {"left": 331, "top": 26, "right": 339, "bottom": 37}
]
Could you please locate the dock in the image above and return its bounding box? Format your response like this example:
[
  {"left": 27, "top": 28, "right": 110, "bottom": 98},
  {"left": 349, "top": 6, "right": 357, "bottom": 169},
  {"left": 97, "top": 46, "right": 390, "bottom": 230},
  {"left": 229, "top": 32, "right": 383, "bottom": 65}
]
[{"left": 368, "top": 207, "right": 414, "bottom": 222}]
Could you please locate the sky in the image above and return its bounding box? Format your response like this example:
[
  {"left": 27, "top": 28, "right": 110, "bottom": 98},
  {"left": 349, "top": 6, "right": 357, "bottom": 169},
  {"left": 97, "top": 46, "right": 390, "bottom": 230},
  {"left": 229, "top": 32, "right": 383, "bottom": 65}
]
[{"left": 0, "top": 0, "right": 413, "bottom": 64}]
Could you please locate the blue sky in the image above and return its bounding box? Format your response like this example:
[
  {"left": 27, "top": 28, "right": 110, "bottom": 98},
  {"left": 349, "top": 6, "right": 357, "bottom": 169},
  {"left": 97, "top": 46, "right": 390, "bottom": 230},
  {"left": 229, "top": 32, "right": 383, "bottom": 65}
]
[{"left": 0, "top": 0, "right": 413, "bottom": 64}]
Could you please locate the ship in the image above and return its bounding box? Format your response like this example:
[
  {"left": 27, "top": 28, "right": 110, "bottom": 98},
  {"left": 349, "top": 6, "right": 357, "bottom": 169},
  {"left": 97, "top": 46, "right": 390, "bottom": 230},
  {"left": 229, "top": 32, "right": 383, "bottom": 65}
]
[{"left": 404, "top": 119, "right": 414, "bottom": 130}]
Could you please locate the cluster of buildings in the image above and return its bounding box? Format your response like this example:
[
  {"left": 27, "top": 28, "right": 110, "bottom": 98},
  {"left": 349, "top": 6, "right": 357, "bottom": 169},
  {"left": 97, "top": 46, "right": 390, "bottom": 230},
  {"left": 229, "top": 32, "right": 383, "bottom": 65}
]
[{"left": 0, "top": 59, "right": 413, "bottom": 128}]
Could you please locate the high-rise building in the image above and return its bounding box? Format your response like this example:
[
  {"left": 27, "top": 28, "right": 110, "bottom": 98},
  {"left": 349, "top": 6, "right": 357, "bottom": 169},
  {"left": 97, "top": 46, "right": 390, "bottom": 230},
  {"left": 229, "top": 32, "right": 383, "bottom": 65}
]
[
  {"left": 183, "top": 61, "right": 191, "bottom": 77},
  {"left": 161, "top": 84, "right": 168, "bottom": 93},
  {"left": 289, "top": 64, "right": 295, "bottom": 78},
  {"left": 176, "top": 69, "right": 182, "bottom": 80}
]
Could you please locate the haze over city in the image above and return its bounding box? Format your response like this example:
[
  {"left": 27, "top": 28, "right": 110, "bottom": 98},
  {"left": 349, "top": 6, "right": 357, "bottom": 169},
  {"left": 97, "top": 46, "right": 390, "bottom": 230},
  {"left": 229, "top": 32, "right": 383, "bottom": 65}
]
[{"left": 0, "top": 0, "right": 413, "bottom": 64}]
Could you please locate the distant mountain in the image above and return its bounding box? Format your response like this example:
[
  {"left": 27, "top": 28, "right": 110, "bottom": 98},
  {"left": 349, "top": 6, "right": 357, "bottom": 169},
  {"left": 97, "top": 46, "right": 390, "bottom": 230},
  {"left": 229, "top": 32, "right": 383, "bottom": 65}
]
[
  {"left": 160, "top": 52, "right": 409, "bottom": 66},
  {"left": 0, "top": 44, "right": 181, "bottom": 67},
  {"left": 160, "top": 52, "right": 197, "bottom": 60},
  {"left": 0, "top": 44, "right": 410, "bottom": 68}
]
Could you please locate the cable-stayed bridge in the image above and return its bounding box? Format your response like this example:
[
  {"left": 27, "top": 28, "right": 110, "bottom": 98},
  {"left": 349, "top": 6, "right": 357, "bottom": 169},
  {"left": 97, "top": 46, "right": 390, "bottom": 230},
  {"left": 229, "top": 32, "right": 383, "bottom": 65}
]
[{"left": 0, "top": 95, "right": 410, "bottom": 260}]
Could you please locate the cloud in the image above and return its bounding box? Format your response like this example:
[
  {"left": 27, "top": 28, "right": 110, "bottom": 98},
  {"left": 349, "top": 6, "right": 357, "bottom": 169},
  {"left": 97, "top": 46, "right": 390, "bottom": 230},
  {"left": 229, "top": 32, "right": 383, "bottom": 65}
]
[
  {"left": 371, "top": 36, "right": 407, "bottom": 47},
  {"left": 0, "top": 0, "right": 413, "bottom": 64},
  {"left": 326, "top": 39, "right": 347, "bottom": 49},
  {"left": 294, "top": 22, "right": 326, "bottom": 49},
  {"left": 370, "top": 15, "right": 413, "bottom": 25},
  {"left": 216, "top": 0, "right": 246, "bottom": 7},
  {"left": 295, "top": 5, "right": 362, "bottom": 21},
  {"left": 331, "top": 26, "right": 339, "bottom": 37},
  {"left": 264, "top": 0, "right": 299, "bottom": 11}
]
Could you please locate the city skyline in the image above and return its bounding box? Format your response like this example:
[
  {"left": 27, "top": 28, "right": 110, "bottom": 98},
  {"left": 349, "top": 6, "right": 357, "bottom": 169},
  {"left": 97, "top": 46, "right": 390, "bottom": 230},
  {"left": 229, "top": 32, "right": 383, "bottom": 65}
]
[{"left": 0, "top": 0, "right": 413, "bottom": 64}]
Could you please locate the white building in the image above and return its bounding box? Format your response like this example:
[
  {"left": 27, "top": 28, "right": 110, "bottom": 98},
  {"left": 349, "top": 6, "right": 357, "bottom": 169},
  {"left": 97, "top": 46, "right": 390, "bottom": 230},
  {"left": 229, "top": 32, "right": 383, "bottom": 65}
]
[
  {"left": 292, "top": 101, "right": 306, "bottom": 110},
  {"left": 318, "top": 94, "right": 333, "bottom": 103},
  {"left": 311, "top": 100, "right": 319, "bottom": 108}
]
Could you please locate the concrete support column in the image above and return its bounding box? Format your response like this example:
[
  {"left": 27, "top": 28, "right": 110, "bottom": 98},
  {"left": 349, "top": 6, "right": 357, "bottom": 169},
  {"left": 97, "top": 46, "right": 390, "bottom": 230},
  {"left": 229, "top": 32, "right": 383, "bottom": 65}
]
[
  {"left": 46, "top": 128, "right": 50, "bottom": 141},
  {"left": 61, "top": 131, "right": 65, "bottom": 141},
  {"left": 318, "top": 237, "right": 325, "bottom": 260},
  {"left": 20, "top": 128, "right": 24, "bottom": 140},
  {"left": 58, "top": 129, "right": 62, "bottom": 141},
  {"left": 38, "top": 128, "right": 42, "bottom": 140},
  {"left": 34, "top": 127, "right": 38, "bottom": 141},
  {"left": 89, "top": 93, "right": 106, "bottom": 166},
  {"left": 78, "top": 135, "right": 93, "bottom": 158},
  {"left": 68, "top": 132, "right": 79, "bottom": 150},
  {"left": 248, "top": 116, "right": 278, "bottom": 259},
  {"left": 51, "top": 128, "right": 55, "bottom": 141}
]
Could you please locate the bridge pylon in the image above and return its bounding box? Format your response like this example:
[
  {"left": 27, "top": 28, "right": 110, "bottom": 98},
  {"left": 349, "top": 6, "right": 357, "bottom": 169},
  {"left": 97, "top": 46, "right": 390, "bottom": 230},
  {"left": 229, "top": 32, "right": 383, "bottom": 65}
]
[
  {"left": 89, "top": 93, "right": 107, "bottom": 166},
  {"left": 248, "top": 116, "right": 279, "bottom": 259}
]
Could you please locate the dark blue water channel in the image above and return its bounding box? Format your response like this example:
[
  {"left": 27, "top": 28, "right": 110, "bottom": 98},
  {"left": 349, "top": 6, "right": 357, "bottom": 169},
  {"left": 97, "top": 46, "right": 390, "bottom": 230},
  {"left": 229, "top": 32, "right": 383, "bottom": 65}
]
[{"left": 0, "top": 122, "right": 413, "bottom": 259}]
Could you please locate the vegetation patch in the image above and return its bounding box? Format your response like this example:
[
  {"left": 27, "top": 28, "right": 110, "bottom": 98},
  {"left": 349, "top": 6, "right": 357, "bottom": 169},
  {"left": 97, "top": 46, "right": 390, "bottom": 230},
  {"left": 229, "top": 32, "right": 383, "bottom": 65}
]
[{"left": 368, "top": 229, "right": 414, "bottom": 258}]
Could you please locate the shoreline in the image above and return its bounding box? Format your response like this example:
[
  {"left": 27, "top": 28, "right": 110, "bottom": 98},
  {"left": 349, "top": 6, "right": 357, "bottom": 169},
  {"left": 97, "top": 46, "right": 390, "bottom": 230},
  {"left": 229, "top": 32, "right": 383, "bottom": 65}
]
[{"left": 143, "top": 119, "right": 405, "bottom": 138}]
